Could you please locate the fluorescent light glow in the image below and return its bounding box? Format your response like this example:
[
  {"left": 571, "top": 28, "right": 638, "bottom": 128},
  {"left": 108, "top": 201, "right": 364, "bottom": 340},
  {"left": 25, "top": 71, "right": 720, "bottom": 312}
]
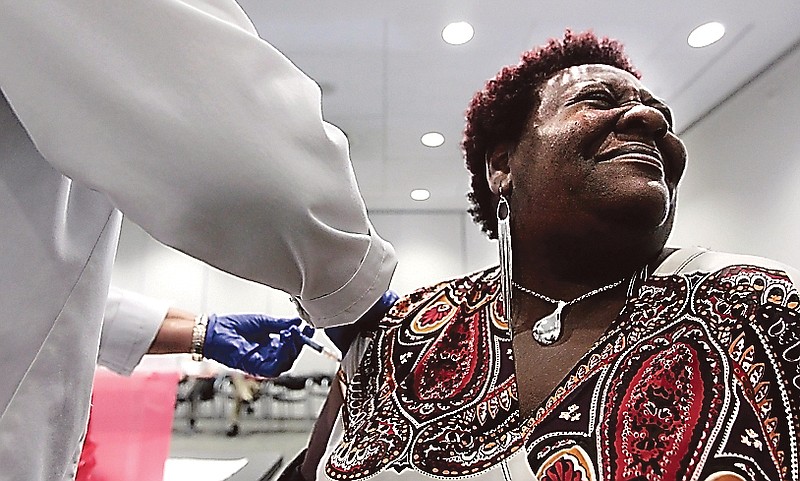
[
  {"left": 420, "top": 132, "right": 445, "bottom": 147},
  {"left": 410, "top": 189, "right": 431, "bottom": 201},
  {"left": 442, "top": 22, "right": 474, "bottom": 45},
  {"left": 687, "top": 22, "right": 725, "bottom": 48}
]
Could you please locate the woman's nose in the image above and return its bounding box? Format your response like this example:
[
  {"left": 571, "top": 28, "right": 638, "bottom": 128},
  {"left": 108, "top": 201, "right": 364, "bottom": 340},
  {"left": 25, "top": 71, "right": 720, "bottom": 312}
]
[{"left": 616, "top": 104, "right": 669, "bottom": 139}]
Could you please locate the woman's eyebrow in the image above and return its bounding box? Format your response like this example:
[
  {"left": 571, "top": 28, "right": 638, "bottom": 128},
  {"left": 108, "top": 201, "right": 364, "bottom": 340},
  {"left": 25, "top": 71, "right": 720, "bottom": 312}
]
[{"left": 571, "top": 79, "right": 614, "bottom": 91}]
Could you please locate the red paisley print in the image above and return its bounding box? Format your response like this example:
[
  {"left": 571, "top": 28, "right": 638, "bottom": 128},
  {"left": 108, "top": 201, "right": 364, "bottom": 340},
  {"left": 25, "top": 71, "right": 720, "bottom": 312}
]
[
  {"left": 414, "top": 308, "right": 480, "bottom": 401},
  {"left": 616, "top": 343, "right": 705, "bottom": 478}
]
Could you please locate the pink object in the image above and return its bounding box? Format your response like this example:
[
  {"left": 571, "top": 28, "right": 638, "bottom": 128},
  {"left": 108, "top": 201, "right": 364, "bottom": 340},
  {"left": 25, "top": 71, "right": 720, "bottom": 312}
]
[{"left": 77, "top": 369, "right": 180, "bottom": 481}]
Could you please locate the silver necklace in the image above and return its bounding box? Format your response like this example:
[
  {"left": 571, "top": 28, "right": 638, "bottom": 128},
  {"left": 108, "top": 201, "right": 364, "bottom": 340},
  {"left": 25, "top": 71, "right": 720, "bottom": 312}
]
[{"left": 512, "top": 278, "right": 625, "bottom": 346}]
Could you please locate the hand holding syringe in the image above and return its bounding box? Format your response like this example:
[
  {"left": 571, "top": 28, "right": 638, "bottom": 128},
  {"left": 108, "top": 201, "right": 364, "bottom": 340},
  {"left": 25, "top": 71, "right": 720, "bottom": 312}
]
[
  {"left": 200, "top": 290, "right": 397, "bottom": 378},
  {"left": 203, "top": 314, "right": 342, "bottom": 377}
]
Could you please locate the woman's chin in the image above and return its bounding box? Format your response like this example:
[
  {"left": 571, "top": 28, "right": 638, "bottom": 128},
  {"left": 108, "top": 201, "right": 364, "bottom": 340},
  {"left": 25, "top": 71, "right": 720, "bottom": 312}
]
[{"left": 599, "top": 190, "right": 671, "bottom": 234}]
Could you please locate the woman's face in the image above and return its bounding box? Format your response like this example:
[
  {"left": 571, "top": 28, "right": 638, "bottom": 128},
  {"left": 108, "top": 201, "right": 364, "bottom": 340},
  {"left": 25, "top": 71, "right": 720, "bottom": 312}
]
[{"left": 506, "top": 64, "right": 687, "bottom": 247}]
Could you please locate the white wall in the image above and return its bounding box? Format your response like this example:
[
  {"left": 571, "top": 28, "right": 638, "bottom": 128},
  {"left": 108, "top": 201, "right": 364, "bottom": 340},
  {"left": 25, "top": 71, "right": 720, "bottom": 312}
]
[
  {"left": 370, "top": 211, "right": 497, "bottom": 297},
  {"left": 670, "top": 45, "right": 800, "bottom": 268}
]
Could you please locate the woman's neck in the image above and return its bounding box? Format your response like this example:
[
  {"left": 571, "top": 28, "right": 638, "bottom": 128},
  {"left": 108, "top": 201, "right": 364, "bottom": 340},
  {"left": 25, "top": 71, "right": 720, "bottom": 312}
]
[{"left": 512, "top": 241, "right": 658, "bottom": 297}]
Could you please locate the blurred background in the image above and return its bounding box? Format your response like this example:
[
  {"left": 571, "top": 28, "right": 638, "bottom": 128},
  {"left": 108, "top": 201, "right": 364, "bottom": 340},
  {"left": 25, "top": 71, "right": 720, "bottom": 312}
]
[{"left": 101, "top": 1, "right": 800, "bottom": 479}]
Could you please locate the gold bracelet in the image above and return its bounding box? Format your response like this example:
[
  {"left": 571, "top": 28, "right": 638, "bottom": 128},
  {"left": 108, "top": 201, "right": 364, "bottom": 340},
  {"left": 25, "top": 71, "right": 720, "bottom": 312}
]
[{"left": 190, "top": 314, "right": 208, "bottom": 362}]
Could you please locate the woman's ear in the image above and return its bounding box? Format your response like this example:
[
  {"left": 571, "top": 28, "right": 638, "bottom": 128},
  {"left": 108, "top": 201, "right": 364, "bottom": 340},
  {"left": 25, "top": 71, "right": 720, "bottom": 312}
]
[{"left": 486, "top": 143, "right": 513, "bottom": 196}]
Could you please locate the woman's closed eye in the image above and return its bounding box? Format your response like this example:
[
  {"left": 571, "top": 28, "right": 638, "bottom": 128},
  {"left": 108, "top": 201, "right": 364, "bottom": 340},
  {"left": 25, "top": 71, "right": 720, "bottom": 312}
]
[{"left": 568, "top": 88, "right": 618, "bottom": 108}]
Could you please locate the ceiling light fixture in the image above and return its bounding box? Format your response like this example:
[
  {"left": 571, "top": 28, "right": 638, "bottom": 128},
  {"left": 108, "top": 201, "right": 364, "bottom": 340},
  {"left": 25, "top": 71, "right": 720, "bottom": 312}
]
[
  {"left": 442, "top": 22, "right": 474, "bottom": 45},
  {"left": 687, "top": 21, "right": 725, "bottom": 48},
  {"left": 410, "top": 189, "right": 431, "bottom": 201},
  {"left": 420, "top": 132, "right": 445, "bottom": 147}
]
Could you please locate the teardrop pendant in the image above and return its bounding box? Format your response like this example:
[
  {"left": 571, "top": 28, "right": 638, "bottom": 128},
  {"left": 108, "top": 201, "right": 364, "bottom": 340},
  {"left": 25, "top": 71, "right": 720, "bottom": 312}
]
[{"left": 531, "top": 300, "right": 566, "bottom": 345}]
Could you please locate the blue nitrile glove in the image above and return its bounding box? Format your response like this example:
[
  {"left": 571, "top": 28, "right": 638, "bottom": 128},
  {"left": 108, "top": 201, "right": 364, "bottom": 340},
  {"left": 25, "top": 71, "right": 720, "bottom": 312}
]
[
  {"left": 203, "top": 314, "right": 316, "bottom": 377},
  {"left": 324, "top": 290, "right": 399, "bottom": 355}
]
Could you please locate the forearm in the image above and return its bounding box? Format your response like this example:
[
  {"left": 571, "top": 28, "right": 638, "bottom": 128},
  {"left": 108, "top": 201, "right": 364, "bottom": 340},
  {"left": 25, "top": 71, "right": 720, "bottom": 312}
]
[
  {"left": 102, "top": 285, "right": 315, "bottom": 378},
  {"left": 147, "top": 307, "right": 196, "bottom": 354}
]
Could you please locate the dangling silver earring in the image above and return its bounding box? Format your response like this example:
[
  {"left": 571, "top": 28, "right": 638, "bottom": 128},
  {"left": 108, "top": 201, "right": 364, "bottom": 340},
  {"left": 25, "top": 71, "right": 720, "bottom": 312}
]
[{"left": 497, "top": 194, "right": 513, "bottom": 323}]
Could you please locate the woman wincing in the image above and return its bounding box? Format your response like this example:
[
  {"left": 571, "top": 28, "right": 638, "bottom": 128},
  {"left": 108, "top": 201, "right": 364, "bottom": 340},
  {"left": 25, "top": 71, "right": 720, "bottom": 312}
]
[{"left": 283, "top": 30, "right": 800, "bottom": 481}]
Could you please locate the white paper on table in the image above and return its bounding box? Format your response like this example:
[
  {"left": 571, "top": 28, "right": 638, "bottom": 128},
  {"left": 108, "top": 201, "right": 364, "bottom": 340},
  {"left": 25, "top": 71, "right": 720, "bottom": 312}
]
[{"left": 163, "top": 458, "right": 248, "bottom": 481}]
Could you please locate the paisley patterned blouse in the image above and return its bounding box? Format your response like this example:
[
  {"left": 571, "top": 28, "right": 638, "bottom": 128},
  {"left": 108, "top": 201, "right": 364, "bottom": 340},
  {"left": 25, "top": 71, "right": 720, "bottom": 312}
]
[{"left": 315, "top": 248, "right": 800, "bottom": 481}]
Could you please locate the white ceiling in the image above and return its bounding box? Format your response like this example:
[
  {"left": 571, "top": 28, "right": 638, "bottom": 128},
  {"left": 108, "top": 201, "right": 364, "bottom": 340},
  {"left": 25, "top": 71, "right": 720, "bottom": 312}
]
[{"left": 236, "top": 1, "right": 800, "bottom": 212}]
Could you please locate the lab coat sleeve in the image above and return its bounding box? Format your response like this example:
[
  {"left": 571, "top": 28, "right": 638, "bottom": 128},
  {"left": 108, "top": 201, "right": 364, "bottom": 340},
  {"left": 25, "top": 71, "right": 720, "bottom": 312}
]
[
  {"left": 0, "top": 0, "right": 396, "bottom": 327},
  {"left": 98, "top": 287, "right": 170, "bottom": 376}
]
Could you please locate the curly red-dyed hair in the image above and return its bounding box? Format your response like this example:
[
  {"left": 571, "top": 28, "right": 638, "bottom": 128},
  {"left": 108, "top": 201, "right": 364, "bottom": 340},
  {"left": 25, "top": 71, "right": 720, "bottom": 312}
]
[{"left": 462, "top": 30, "right": 639, "bottom": 238}]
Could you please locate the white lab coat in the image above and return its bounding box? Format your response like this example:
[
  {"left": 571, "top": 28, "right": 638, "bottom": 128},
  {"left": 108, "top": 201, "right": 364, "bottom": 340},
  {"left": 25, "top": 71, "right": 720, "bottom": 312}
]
[{"left": 0, "top": 1, "right": 397, "bottom": 479}]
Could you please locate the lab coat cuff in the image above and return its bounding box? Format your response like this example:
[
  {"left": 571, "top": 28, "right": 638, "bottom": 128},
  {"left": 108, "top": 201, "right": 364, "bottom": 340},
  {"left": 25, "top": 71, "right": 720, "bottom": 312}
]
[
  {"left": 98, "top": 289, "right": 169, "bottom": 376},
  {"left": 296, "top": 229, "right": 397, "bottom": 328}
]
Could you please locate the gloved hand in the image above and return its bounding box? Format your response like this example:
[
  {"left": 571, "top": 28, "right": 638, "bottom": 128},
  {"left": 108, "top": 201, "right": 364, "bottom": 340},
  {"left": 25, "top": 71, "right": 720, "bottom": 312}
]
[
  {"left": 203, "top": 314, "right": 315, "bottom": 377},
  {"left": 325, "top": 290, "right": 399, "bottom": 355}
]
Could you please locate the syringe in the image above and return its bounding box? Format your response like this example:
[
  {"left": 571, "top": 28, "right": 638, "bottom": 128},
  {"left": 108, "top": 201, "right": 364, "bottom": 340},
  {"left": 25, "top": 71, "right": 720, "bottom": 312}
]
[{"left": 301, "top": 336, "right": 342, "bottom": 362}]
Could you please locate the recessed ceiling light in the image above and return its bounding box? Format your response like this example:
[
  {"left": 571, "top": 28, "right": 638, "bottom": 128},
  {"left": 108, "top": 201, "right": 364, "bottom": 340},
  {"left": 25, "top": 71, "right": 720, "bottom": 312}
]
[
  {"left": 442, "top": 22, "right": 474, "bottom": 45},
  {"left": 420, "top": 132, "right": 445, "bottom": 147},
  {"left": 687, "top": 21, "right": 725, "bottom": 48},
  {"left": 410, "top": 189, "right": 431, "bottom": 201}
]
